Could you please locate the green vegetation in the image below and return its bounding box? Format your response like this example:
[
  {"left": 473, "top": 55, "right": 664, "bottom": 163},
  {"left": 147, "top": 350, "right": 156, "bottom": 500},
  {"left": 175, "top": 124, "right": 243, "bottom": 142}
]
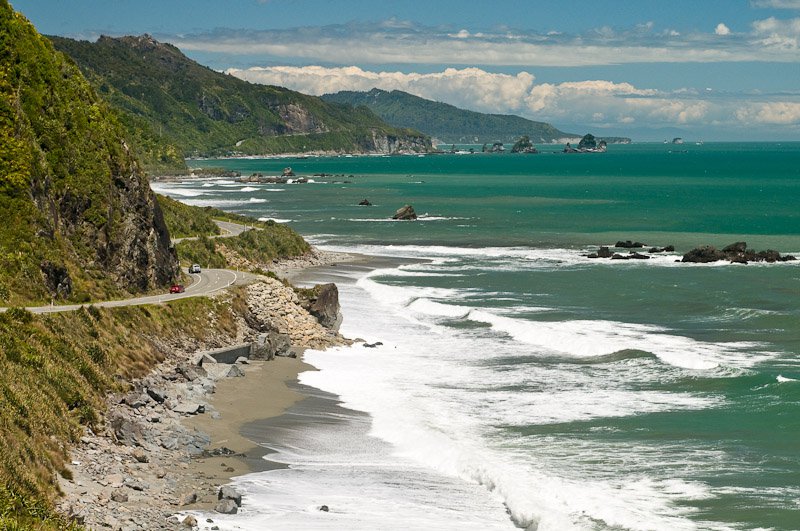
[
  {"left": 49, "top": 35, "right": 431, "bottom": 161},
  {"left": 174, "top": 219, "right": 309, "bottom": 269},
  {"left": 0, "top": 1, "right": 177, "bottom": 307},
  {"left": 156, "top": 193, "right": 221, "bottom": 239},
  {"left": 322, "top": 88, "right": 575, "bottom": 144},
  {"left": 0, "top": 296, "right": 241, "bottom": 528},
  {"left": 156, "top": 194, "right": 310, "bottom": 269}
]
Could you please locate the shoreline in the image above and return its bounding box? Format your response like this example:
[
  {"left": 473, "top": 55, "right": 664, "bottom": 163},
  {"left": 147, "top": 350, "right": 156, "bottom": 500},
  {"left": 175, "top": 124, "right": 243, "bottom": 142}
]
[{"left": 56, "top": 249, "right": 363, "bottom": 529}]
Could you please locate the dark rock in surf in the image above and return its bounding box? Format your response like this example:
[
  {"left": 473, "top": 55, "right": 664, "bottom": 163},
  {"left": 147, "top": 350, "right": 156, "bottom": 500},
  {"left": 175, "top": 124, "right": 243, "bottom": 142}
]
[
  {"left": 615, "top": 240, "right": 645, "bottom": 249},
  {"left": 358, "top": 199, "right": 372, "bottom": 206}
]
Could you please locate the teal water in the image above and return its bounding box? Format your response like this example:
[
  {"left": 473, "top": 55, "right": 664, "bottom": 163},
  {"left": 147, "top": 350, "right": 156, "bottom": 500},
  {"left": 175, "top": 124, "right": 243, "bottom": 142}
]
[{"left": 161, "top": 143, "right": 800, "bottom": 530}]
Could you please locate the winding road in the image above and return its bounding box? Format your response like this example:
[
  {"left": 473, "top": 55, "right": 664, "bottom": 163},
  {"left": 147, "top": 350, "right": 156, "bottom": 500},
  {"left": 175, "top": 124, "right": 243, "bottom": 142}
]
[{"left": 3, "top": 220, "right": 261, "bottom": 315}]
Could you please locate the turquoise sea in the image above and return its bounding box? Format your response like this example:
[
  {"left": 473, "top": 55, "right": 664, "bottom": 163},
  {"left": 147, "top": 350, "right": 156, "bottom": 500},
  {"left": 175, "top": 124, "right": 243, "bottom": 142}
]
[{"left": 156, "top": 142, "right": 800, "bottom": 530}]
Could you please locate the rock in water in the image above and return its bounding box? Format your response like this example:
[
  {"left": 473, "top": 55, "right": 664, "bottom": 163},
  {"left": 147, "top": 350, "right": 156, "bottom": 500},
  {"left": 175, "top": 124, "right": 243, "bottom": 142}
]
[
  {"left": 358, "top": 199, "right": 372, "bottom": 206},
  {"left": 218, "top": 485, "right": 243, "bottom": 507},
  {"left": 392, "top": 205, "right": 417, "bottom": 220}
]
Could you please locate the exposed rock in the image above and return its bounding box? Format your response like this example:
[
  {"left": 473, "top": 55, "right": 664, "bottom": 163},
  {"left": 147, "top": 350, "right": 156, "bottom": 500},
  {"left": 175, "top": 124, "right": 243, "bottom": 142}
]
[
  {"left": 250, "top": 331, "right": 292, "bottom": 360},
  {"left": 109, "top": 413, "right": 144, "bottom": 446},
  {"left": 300, "top": 283, "right": 343, "bottom": 330},
  {"left": 318, "top": 505, "right": 330, "bottom": 512},
  {"left": 587, "top": 246, "right": 613, "bottom": 259},
  {"left": 363, "top": 341, "right": 383, "bottom": 348},
  {"left": 615, "top": 240, "right": 645, "bottom": 249},
  {"left": 392, "top": 205, "right": 417, "bottom": 220},
  {"left": 218, "top": 485, "right": 243, "bottom": 507},
  {"left": 358, "top": 199, "right": 372, "bottom": 206},
  {"left": 132, "top": 447, "right": 149, "bottom": 463},
  {"left": 226, "top": 364, "right": 245, "bottom": 378},
  {"left": 722, "top": 241, "right": 747, "bottom": 253},
  {"left": 282, "top": 166, "right": 295, "bottom": 177},
  {"left": 235, "top": 356, "right": 250, "bottom": 365},
  {"left": 214, "top": 499, "right": 238, "bottom": 514},
  {"left": 176, "top": 362, "right": 207, "bottom": 382},
  {"left": 179, "top": 492, "right": 198, "bottom": 506},
  {"left": 146, "top": 388, "right": 166, "bottom": 404},
  {"left": 172, "top": 402, "right": 204, "bottom": 415},
  {"left": 682, "top": 242, "right": 797, "bottom": 264},
  {"left": 182, "top": 515, "right": 198, "bottom": 527},
  {"left": 40, "top": 260, "right": 73, "bottom": 300},
  {"left": 110, "top": 490, "right": 129, "bottom": 503}
]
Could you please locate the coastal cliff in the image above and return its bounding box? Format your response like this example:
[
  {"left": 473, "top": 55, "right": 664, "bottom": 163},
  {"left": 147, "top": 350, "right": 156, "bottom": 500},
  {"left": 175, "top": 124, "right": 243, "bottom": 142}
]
[
  {"left": 49, "top": 35, "right": 432, "bottom": 160},
  {"left": 0, "top": 2, "right": 179, "bottom": 305}
]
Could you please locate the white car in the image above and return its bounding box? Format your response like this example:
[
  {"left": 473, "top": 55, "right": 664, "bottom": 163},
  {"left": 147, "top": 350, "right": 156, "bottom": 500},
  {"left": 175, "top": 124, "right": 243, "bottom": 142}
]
[{"left": 189, "top": 264, "right": 201, "bottom": 274}]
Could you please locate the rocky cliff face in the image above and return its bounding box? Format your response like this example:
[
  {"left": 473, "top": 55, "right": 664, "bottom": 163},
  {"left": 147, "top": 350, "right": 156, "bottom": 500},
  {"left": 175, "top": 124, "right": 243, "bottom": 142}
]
[
  {"left": 0, "top": 2, "right": 178, "bottom": 302},
  {"left": 367, "top": 130, "right": 432, "bottom": 154}
]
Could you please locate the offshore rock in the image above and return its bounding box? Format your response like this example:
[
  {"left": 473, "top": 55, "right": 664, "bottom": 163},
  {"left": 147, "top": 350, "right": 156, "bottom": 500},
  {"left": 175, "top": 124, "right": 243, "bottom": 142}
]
[
  {"left": 392, "top": 205, "right": 417, "bottom": 220},
  {"left": 682, "top": 242, "right": 797, "bottom": 264}
]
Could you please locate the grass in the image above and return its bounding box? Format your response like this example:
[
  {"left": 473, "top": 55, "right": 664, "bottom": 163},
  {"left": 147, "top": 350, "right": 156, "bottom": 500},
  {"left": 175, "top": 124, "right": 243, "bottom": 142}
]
[{"left": 0, "top": 292, "right": 244, "bottom": 528}]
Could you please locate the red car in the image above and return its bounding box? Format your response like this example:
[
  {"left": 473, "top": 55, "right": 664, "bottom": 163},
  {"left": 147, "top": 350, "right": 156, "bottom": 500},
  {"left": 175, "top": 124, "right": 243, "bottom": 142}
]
[{"left": 169, "top": 284, "right": 185, "bottom": 294}]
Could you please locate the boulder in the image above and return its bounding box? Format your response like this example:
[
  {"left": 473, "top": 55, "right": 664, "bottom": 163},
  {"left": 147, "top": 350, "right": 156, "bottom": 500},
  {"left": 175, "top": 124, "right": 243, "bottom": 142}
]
[
  {"left": 392, "top": 205, "right": 417, "bottom": 220},
  {"left": 226, "top": 365, "right": 245, "bottom": 378},
  {"left": 214, "top": 499, "right": 238, "bottom": 514},
  {"left": 318, "top": 505, "right": 330, "bottom": 512},
  {"left": 182, "top": 515, "right": 198, "bottom": 527},
  {"left": 250, "top": 331, "right": 292, "bottom": 360},
  {"left": 109, "top": 413, "right": 144, "bottom": 446},
  {"left": 132, "top": 447, "right": 149, "bottom": 463},
  {"left": 218, "top": 485, "right": 243, "bottom": 507},
  {"left": 146, "top": 388, "right": 166, "bottom": 404},
  {"left": 358, "top": 199, "right": 372, "bottom": 206},
  {"left": 306, "top": 283, "right": 342, "bottom": 330},
  {"left": 681, "top": 245, "right": 725, "bottom": 263},
  {"left": 597, "top": 246, "right": 612, "bottom": 258},
  {"left": 176, "top": 362, "right": 207, "bottom": 382},
  {"left": 282, "top": 166, "right": 295, "bottom": 177},
  {"left": 180, "top": 492, "right": 198, "bottom": 506}
]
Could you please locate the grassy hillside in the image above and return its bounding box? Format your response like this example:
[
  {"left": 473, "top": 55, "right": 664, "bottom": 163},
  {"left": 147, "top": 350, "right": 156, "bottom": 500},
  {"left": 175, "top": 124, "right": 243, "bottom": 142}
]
[
  {"left": 50, "top": 35, "right": 432, "bottom": 158},
  {"left": 0, "top": 2, "right": 178, "bottom": 307},
  {"left": 322, "top": 88, "right": 577, "bottom": 144},
  {"left": 156, "top": 194, "right": 310, "bottom": 272},
  {"left": 0, "top": 297, "right": 242, "bottom": 529}
]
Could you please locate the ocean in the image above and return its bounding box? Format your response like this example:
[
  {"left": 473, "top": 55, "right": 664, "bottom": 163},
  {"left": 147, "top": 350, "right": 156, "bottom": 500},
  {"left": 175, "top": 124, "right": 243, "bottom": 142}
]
[{"left": 153, "top": 142, "right": 800, "bottom": 530}]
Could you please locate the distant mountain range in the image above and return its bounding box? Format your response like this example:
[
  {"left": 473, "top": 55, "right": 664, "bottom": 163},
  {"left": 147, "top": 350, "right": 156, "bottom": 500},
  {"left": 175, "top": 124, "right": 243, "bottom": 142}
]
[
  {"left": 49, "top": 36, "right": 431, "bottom": 170},
  {"left": 322, "top": 88, "right": 630, "bottom": 145}
]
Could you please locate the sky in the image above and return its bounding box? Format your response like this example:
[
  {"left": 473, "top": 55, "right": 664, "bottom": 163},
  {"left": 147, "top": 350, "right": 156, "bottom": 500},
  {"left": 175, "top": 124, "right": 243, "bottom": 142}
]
[{"left": 12, "top": 0, "right": 800, "bottom": 141}]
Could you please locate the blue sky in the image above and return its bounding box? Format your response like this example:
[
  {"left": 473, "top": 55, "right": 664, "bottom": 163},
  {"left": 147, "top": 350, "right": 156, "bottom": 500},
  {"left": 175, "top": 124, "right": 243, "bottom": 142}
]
[{"left": 12, "top": 0, "right": 800, "bottom": 140}]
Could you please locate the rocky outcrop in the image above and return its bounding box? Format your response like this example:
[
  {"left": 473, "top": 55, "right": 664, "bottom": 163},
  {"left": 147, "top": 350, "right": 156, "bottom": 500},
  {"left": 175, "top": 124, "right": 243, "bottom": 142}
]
[
  {"left": 245, "top": 278, "right": 345, "bottom": 349},
  {"left": 392, "top": 205, "right": 417, "bottom": 220},
  {"left": 298, "top": 283, "right": 343, "bottom": 331},
  {"left": 358, "top": 199, "right": 372, "bottom": 206},
  {"left": 682, "top": 242, "right": 797, "bottom": 264},
  {"left": 367, "top": 130, "right": 432, "bottom": 154}
]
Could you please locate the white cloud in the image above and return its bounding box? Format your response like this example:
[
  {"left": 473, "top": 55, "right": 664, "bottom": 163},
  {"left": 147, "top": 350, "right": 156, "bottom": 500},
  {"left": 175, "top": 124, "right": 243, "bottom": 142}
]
[
  {"left": 227, "top": 65, "right": 800, "bottom": 131},
  {"left": 751, "top": 16, "right": 800, "bottom": 48},
  {"left": 169, "top": 17, "right": 800, "bottom": 67},
  {"left": 751, "top": 0, "right": 800, "bottom": 8},
  {"left": 736, "top": 102, "right": 800, "bottom": 124}
]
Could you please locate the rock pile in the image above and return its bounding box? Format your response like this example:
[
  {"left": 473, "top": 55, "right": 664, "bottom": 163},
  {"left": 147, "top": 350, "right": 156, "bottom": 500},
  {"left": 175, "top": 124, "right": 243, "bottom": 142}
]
[
  {"left": 682, "top": 242, "right": 796, "bottom": 264},
  {"left": 245, "top": 278, "right": 345, "bottom": 349}
]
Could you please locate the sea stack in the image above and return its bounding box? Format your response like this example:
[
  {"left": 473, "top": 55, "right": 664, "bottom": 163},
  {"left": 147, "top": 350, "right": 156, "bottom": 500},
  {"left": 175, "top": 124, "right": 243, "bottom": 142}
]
[{"left": 392, "top": 205, "right": 417, "bottom": 220}]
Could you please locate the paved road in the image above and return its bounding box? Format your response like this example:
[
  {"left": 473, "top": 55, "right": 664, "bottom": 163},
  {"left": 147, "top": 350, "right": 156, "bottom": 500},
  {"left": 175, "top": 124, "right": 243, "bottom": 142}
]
[
  {"left": 5, "top": 268, "right": 258, "bottom": 315},
  {"left": 1, "top": 220, "right": 260, "bottom": 315}
]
